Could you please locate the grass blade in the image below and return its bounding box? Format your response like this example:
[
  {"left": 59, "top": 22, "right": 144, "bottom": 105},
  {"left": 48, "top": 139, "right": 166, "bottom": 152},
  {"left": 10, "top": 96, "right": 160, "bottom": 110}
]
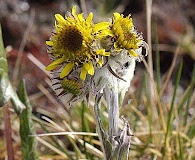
[
  {"left": 164, "top": 61, "right": 183, "bottom": 157},
  {"left": 184, "top": 65, "right": 195, "bottom": 126},
  {"left": 178, "top": 133, "right": 184, "bottom": 160},
  {"left": 18, "top": 80, "right": 38, "bottom": 160}
]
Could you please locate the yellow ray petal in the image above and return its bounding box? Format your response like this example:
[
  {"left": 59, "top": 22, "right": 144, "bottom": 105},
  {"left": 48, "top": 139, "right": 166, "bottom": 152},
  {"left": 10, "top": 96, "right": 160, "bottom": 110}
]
[
  {"left": 97, "top": 59, "right": 103, "bottom": 67},
  {"left": 100, "top": 29, "right": 114, "bottom": 36},
  {"left": 55, "top": 14, "right": 66, "bottom": 23},
  {"left": 113, "top": 13, "right": 121, "bottom": 20},
  {"left": 93, "top": 22, "right": 110, "bottom": 32},
  {"left": 126, "top": 44, "right": 139, "bottom": 50},
  {"left": 46, "top": 41, "right": 53, "bottom": 46},
  {"left": 83, "top": 61, "right": 94, "bottom": 75},
  {"left": 80, "top": 66, "right": 87, "bottom": 80},
  {"left": 77, "top": 13, "right": 84, "bottom": 22},
  {"left": 72, "top": 6, "right": 77, "bottom": 16},
  {"left": 45, "top": 57, "right": 65, "bottom": 71},
  {"left": 86, "top": 12, "right": 93, "bottom": 23},
  {"left": 118, "top": 33, "right": 124, "bottom": 42},
  {"left": 96, "top": 49, "right": 110, "bottom": 56},
  {"left": 129, "top": 49, "right": 138, "bottom": 57},
  {"left": 60, "top": 62, "right": 74, "bottom": 78}
]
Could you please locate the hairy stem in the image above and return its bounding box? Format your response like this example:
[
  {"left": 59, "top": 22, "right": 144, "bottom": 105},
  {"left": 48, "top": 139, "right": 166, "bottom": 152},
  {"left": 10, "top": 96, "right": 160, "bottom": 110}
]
[
  {"left": 94, "top": 93, "right": 110, "bottom": 160},
  {"left": 105, "top": 85, "right": 119, "bottom": 143}
]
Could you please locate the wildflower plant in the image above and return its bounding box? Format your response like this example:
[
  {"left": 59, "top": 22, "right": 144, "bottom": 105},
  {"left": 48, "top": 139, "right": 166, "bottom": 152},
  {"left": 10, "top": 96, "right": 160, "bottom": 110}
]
[
  {"left": 45, "top": 6, "right": 110, "bottom": 80},
  {"left": 46, "top": 6, "right": 148, "bottom": 159}
]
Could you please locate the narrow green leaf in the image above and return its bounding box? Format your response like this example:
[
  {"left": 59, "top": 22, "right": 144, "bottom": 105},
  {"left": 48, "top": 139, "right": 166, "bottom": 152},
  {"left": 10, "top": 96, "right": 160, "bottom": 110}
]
[
  {"left": 0, "top": 24, "right": 25, "bottom": 113},
  {"left": 143, "top": 72, "right": 152, "bottom": 141},
  {"left": 184, "top": 65, "right": 195, "bottom": 124},
  {"left": 167, "top": 61, "right": 183, "bottom": 130},
  {"left": 164, "top": 61, "right": 183, "bottom": 153},
  {"left": 18, "top": 80, "right": 38, "bottom": 160},
  {"left": 178, "top": 133, "right": 184, "bottom": 160}
]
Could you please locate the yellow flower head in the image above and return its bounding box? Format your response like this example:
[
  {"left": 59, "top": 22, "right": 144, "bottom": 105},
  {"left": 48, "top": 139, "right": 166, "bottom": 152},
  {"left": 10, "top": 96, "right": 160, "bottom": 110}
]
[
  {"left": 45, "top": 6, "right": 110, "bottom": 80},
  {"left": 104, "top": 13, "right": 144, "bottom": 57}
]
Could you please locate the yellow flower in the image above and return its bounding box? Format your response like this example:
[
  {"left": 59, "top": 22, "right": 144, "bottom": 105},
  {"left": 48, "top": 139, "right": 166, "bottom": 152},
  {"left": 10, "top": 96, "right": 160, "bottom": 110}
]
[
  {"left": 103, "top": 13, "right": 144, "bottom": 57},
  {"left": 45, "top": 6, "right": 110, "bottom": 80}
]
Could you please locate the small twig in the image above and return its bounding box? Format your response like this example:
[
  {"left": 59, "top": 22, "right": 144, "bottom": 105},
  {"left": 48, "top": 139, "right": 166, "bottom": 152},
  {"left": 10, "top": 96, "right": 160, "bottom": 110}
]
[
  {"left": 146, "top": 0, "right": 157, "bottom": 125},
  {"left": 36, "top": 136, "right": 69, "bottom": 158},
  {"left": 27, "top": 53, "right": 50, "bottom": 76},
  {"left": 146, "top": 0, "right": 153, "bottom": 80},
  {"left": 30, "top": 131, "right": 98, "bottom": 137},
  {"left": 12, "top": 10, "right": 35, "bottom": 83},
  {"left": 3, "top": 103, "right": 15, "bottom": 160}
]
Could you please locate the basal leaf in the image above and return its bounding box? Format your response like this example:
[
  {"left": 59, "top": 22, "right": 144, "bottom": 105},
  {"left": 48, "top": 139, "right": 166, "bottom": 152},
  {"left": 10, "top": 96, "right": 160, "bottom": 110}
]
[
  {"left": 18, "top": 80, "right": 38, "bottom": 160},
  {"left": 0, "top": 24, "right": 25, "bottom": 113}
]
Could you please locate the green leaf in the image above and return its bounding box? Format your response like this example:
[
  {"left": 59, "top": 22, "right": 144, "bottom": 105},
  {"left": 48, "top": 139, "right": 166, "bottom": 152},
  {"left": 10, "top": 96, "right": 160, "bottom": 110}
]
[
  {"left": 164, "top": 61, "right": 183, "bottom": 156},
  {"left": 0, "top": 24, "right": 25, "bottom": 113},
  {"left": 18, "top": 80, "right": 38, "bottom": 160}
]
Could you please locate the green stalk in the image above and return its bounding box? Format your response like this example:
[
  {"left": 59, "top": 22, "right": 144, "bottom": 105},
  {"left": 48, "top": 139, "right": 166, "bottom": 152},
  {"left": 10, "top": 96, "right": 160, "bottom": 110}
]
[
  {"left": 18, "top": 80, "right": 38, "bottom": 160},
  {"left": 164, "top": 61, "right": 183, "bottom": 157},
  {"left": 184, "top": 65, "right": 195, "bottom": 126}
]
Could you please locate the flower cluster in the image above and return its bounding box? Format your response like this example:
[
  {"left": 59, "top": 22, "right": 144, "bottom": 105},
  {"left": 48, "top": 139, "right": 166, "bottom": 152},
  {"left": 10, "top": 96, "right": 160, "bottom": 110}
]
[{"left": 46, "top": 6, "right": 148, "bottom": 105}]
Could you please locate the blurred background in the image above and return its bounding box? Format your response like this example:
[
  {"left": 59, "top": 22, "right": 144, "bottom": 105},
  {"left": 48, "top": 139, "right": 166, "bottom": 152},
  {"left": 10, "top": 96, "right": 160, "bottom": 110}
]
[
  {"left": 0, "top": 0, "right": 194, "bottom": 93},
  {"left": 0, "top": 0, "right": 194, "bottom": 159}
]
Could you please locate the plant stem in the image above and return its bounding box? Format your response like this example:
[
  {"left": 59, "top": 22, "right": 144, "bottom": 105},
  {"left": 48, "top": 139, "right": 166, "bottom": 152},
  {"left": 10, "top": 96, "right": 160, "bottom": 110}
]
[
  {"left": 105, "top": 85, "right": 119, "bottom": 144},
  {"left": 94, "top": 93, "right": 110, "bottom": 160},
  {"left": 3, "top": 103, "right": 15, "bottom": 160}
]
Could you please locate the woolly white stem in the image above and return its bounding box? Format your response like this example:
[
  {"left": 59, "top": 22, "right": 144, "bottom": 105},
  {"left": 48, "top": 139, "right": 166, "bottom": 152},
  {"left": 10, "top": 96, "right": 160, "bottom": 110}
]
[{"left": 105, "top": 77, "right": 119, "bottom": 143}]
